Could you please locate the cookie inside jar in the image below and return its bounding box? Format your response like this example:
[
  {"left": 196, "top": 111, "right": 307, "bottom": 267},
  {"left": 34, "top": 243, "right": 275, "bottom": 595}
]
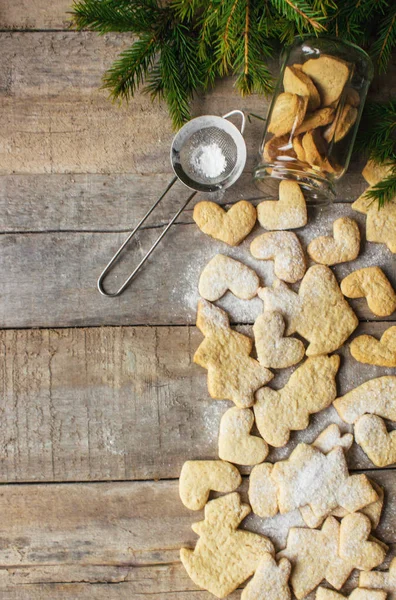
[{"left": 254, "top": 36, "right": 373, "bottom": 204}]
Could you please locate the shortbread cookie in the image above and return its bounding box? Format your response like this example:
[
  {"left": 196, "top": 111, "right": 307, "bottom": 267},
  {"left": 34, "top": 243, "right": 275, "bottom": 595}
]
[
  {"left": 198, "top": 254, "right": 259, "bottom": 301},
  {"left": 295, "top": 107, "right": 335, "bottom": 135},
  {"left": 355, "top": 414, "right": 396, "bottom": 467},
  {"left": 301, "top": 55, "right": 351, "bottom": 106},
  {"left": 333, "top": 376, "right": 396, "bottom": 424},
  {"left": 283, "top": 65, "right": 320, "bottom": 111},
  {"left": 194, "top": 300, "right": 273, "bottom": 408},
  {"left": 324, "top": 104, "right": 358, "bottom": 143},
  {"left": 362, "top": 158, "right": 394, "bottom": 185},
  {"left": 254, "top": 355, "right": 340, "bottom": 447},
  {"left": 179, "top": 460, "right": 241, "bottom": 510},
  {"left": 180, "top": 493, "right": 274, "bottom": 598},
  {"left": 258, "top": 280, "right": 302, "bottom": 335},
  {"left": 298, "top": 265, "right": 358, "bottom": 355},
  {"left": 293, "top": 135, "right": 306, "bottom": 162},
  {"left": 312, "top": 424, "right": 353, "bottom": 455},
  {"left": 350, "top": 326, "right": 396, "bottom": 367},
  {"left": 360, "top": 557, "right": 396, "bottom": 600},
  {"left": 253, "top": 311, "right": 305, "bottom": 369},
  {"left": 302, "top": 130, "right": 327, "bottom": 168},
  {"left": 193, "top": 200, "right": 256, "bottom": 246},
  {"left": 268, "top": 92, "right": 308, "bottom": 136},
  {"left": 249, "top": 462, "right": 279, "bottom": 518},
  {"left": 352, "top": 194, "right": 396, "bottom": 253},
  {"left": 264, "top": 135, "right": 296, "bottom": 163},
  {"left": 241, "top": 554, "right": 292, "bottom": 600},
  {"left": 278, "top": 514, "right": 386, "bottom": 599},
  {"left": 316, "top": 587, "right": 387, "bottom": 600},
  {"left": 218, "top": 407, "right": 268, "bottom": 466},
  {"left": 307, "top": 217, "right": 360, "bottom": 265},
  {"left": 345, "top": 87, "right": 360, "bottom": 107},
  {"left": 340, "top": 267, "right": 396, "bottom": 317},
  {"left": 257, "top": 180, "right": 308, "bottom": 230},
  {"left": 250, "top": 231, "right": 306, "bottom": 283}
]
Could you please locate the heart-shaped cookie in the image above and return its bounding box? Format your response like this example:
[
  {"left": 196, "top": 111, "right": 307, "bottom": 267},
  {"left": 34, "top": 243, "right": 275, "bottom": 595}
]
[
  {"left": 308, "top": 217, "right": 360, "bottom": 265},
  {"left": 253, "top": 311, "right": 305, "bottom": 368},
  {"left": 341, "top": 266, "right": 396, "bottom": 317},
  {"left": 198, "top": 254, "right": 259, "bottom": 301},
  {"left": 257, "top": 180, "right": 308, "bottom": 231},
  {"left": 218, "top": 407, "right": 268, "bottom": 466},
  {"left": 350, "top": 325, "right": 396, "bottom": 367},
  {"left": 250, "top": 231, "right": 306, "bottom": 283},
  {"left": 193, "top": 200, "right": 256, "bottom": 246},
  {"left": 355, "top": 414, "right": 396, "bottom": 467},
  {"left": 179, "top": 460, "right": 241, "bottom": 510},
  {"left": 339, "top": 512, "right": 387, "bottom": 571}
]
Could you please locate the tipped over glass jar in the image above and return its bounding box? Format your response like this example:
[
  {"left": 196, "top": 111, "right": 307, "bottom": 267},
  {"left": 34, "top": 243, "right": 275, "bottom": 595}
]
[{"left": 253, "top": 36, "right": 374, "bottom": 204}]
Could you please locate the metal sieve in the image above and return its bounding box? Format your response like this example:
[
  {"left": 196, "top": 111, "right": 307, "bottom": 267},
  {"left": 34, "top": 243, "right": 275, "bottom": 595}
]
[{"left": 98, "top": 110, "right": 246, "bottom": 297}]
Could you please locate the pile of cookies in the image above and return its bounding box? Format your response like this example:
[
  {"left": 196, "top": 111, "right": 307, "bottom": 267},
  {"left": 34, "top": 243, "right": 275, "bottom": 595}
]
[
  {"left": 178, "top": 161, "right": 396, "bottom": 599},
  {"left": 264, "top": 54, "right": 359, "bottom": 176}
]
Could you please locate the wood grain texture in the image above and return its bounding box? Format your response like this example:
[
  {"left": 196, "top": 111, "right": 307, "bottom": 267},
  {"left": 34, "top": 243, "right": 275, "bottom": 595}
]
[
  {"left": 1, "top": 204, "right": 395, "bottom": 328},
  {"left": 0, "top": 474, "right": 393, "bottom": 598},
  {"left": 0, "top": 0, "right": 71, "bottom": 30},
  {"left": 0, "top": 322, "right": 394, "bottom": 484}
]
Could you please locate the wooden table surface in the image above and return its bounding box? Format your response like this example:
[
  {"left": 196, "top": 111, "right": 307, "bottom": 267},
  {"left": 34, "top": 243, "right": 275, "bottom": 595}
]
[{"left": 0, "top": 3, "right": 395, "bottom": 599}]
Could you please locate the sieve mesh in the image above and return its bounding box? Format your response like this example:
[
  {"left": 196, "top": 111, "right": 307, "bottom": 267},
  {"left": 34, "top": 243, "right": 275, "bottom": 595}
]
[{"left": 179, "top": 126, "right": 238, "bottom": 185}]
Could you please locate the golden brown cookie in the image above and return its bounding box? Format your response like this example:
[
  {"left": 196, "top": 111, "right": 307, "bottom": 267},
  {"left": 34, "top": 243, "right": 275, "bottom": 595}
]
[
  {"left": 241, "top": 555, "right": 292, "bottom": 600},
  {"left": 257, "top": 180, "right": 308, "bottom": 230},
  {"left": 253, "top": 311, "right": 305, "bottom": 369},
  {"left": 253, "top": 355, "right": 340, "bottom": 447},
  {"left": 194, "top": 300, "right": 273, "bottom": 408},
  {"left": 198, "top": 254, "right": 259, "bottom": 301},
  {"left": 283, "top": 65, "right": 320, "bottom": 111},
  {"left": 295, "top": 107, "right": 335, "bottom": 135},
  {"left": 302, "top": 55, "right": 351, "bottom": 106},
  {"left": 355, "top": 414, "right": 396, "bottom": 467},
  {"left": 179, "top": 460, "right": 241, "bottom": 510},
  {"left": 307, "top": 217, "right": 360, "bottom": 265},
  {"left": 352, "top": 190, "right": 396, "bottom": 253},
  {"left": 263, "top": 135, "right": 296, "bottom": 163},
  {"left": 350, "top": 326, "right": 396, "bottom": 367},
  {"left": 218, "top": 407, "right": 268, "bottom": 466},
  {"left": 333, "top": 376, "right": 396, "bottom": 424},
  {"left": 268, "top": 93, "right": 308, "bottom": 136},
  {"left": 193, "top": 200, "right": 256, "bottom": 246},
  {"left": 340, "top": 266, "right": 396, "bottom": 317},
  {"left": 292, "top": 135, "right": 307, "bottom": 162},
  {"left": 362, "top": 158, "right": 394, "bottom": 185},
  {"left": 345, "top": 87, "right": 361, "bottom": 107},
  {"left": 302, "top": 130, "right": 327, "bottom": 168},
  {"left": 180, "top": 493, "right": 274, "bottom": 598},
  {"left": 250, "top": 231, "right": 306, "bottom": 283},
  {"left": 324, "top": 104, "right": 358, "bottom": 143}
]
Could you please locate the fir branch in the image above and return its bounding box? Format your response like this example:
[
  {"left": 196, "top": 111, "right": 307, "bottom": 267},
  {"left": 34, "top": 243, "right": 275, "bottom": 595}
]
[
  {"left": 364, "top": 171, "right": 396, "bottom": 208},
  {"left": 355, "top": 101, "right": 396, "bottom": 165},
  {"left": 269, "top": 0, "right": 326, "bottom": 32},
  {"left": 371, "top": 4, "right": 396, "bottom": 73},
  {"left": 71, "top": 0, "right": 162, "bottom": 33}
]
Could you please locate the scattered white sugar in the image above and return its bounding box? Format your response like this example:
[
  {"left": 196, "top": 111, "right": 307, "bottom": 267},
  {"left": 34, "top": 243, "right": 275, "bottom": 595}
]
[
  {"left": 192, "top": 143, "right": 227, "bottom": 179},
  {"left": 244, "top": 508, "right": 305, "bottom": 550}
]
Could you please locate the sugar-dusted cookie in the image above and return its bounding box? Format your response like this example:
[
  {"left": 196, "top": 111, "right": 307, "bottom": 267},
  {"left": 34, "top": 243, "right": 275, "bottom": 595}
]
[
  {"left": 249, "top": 462, "right": 279, "bottom": 518},
  {"left": 360, "top": 557, "right": 396, "bottom": 600},
  {"left": 362, "top": 158, "right": 394, "bottom": 185},
  {"left": 316, "top": 587, "right": 387, "bottom": 600},
  {"left": 258, "top": 280, "right": 302, "bottom": 335},
  {"left": 218, "top": 407, "right": 268, "bottom": 466},
  {"left": 283, "top": 65, "right": 320, "bottom": 111},
  {"left": 193, "top": 200, "right": 256, "bottom": 246},
  {"left": 241, "top": 554, "right": 292, "bottom": 600},
  {"left": 324, "top": 104, "right": 358, "bottom": 143},
  {"left": 254, "top": 355, "right": 340, "bottom": 447},
  {"left": 334, "top": 376, "right": 396, "bottom": 424},
  {"left": 198, "top": 254, "right": 259, "bottom": 301},
  {"left": 341, "top": 267, "right": 396, "bottom": 317},
  {"left": 179, "top": 460, "right": 241, "bottom": 510},
  {"left": 301, "top": 55, "right": 351, "bottom": 106},
  {"left": 312, "top": 423, "right": 353, "bottom": 455},
  {"left": 295, "top": 107, "right": 335, "bottom": 135},
  {"left": 352, "top": 193, "right": 396, "bottom": 253},
  {"left": 250, "top": 231, "right": 306, "bottom": 283},
  {"left": 278, "top": 514, "right": 386, "bottom": 599},
  {"left": 268, "top": 92, "right": 308, "bottom": 136},
  {"left": 298, "top": 265, "right": 358, "bottom": 355},
  {"left": 180, "top": 493, "right": 274, "bottom": 598},
  {"left": 350, "top": 326, "right": 396, "bottom": 367},
  {"left": 257, "top": 180, "right": 308, "bottom": 231},
  {"left": 355, "top": 414, "right": 396, "bottom": 467},
  {"left": 194, "top": 300, "right": 273, "bottom": 408},
  {"left": 253, "top": 311, "right": 305, "bottom": 369},
  {"left": 307, "top": 217, "right": 360, "bottom": 265}
]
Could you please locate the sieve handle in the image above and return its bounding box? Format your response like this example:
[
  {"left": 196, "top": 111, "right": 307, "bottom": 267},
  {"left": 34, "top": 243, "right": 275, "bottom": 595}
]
[
  {"left": 97, "top": 177, "right": 197, "bottom": 297},
  {"left": 222, "top": 110, "right": 246, "bottom": 135}
]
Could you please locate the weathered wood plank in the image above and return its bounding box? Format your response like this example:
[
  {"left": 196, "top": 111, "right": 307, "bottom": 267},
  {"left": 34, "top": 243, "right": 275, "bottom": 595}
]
[
  {"left": 0, "top": 475, "right": 393, "bottom": 598},
  {"left": 1, "top": 203, "right": 395, "bottom": 328},
  {"left": 0, "top": 322, "right": 394, "bottom": 483},
  {"left": 0, "top": 1, "right": 71, "bottom": 30}
]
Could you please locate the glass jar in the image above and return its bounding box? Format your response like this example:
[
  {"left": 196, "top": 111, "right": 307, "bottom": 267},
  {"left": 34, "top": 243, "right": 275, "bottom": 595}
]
[{"left": 253, "top": 36, "right": 373, "bottom": 204}]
